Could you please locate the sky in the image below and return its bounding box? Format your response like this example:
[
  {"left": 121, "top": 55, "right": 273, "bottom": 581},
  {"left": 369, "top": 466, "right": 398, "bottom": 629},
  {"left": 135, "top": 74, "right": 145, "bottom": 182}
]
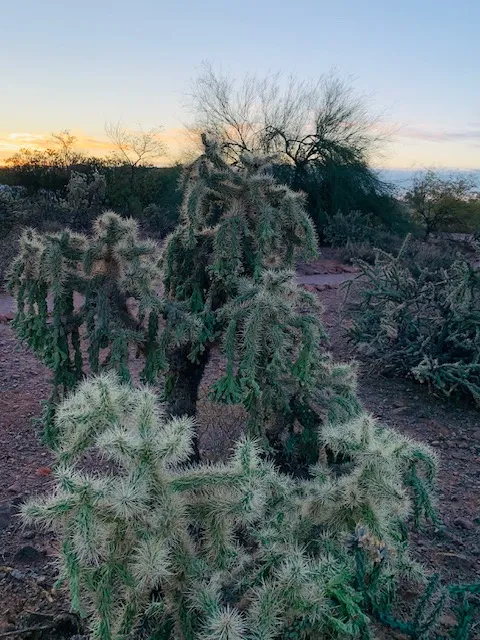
[{"left": 0, "top": 0, "right": 479, "bottom": 169}]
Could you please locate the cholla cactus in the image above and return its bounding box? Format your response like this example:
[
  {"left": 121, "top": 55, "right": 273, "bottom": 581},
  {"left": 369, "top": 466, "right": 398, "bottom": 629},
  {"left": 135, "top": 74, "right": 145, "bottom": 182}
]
[
  {"left": 65, "top": 170, "right": 107, "bottom": 227},
  {"left": 211, "top": 270, "right": 360, "bottom": 461},
  {"left": 161, "top": 137, "right": 359, "bottom": 464},
  {"left": 8, "top": 138, "right": 357, "bottom": 467},
  {"left": 7, "top": 211, "right": 196, "bottom": 446},
  {"left": 347, "top": 238, "right": 480, "bottom": 404},
  {"left": 163, "top": 135, "right": 318, "bottom": 307},
  {"left": 160, "top": 136, "right": 320, "bottom": 429},
  {"left": 24, "top": 374, "right": 441, "bottom": 640}
]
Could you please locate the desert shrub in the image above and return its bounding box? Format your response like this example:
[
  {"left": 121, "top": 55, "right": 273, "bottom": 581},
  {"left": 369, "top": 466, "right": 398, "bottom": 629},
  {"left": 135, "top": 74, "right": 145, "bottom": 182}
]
[
  {"left": 64, "top": 170, "right": 106, "bottom": 228},
  {"left": 400, "top": 239, "right": 464, "bottom": 273},
  {"left": 347, "top": 238, "right": 480, "bottom": 404},
  {"left": 3, "top": 137, "right": 182, "bottom": 234},
  {"left": 0, "top": 187, "right": 74, "bottom": 285},
  {"left": 0, "top": 169, "right": 107, "bottom": 239},
  {"left": 102, "top": 164, "right": 182, "bottom": 225},
  {"left": 461, "top": 198, "right": 480, "bottom": 233},
  {"left": 340, "top": 235, "right": 461, "bottom": 269},
  {"left": 325, "top": 210, "right": 403, "bottom": 265},
  {"left": 339, "top": 240, "right": 378, "bottom": 264},
  {"left": 405, "top": 170, "right": 479, "bottom": 238},
  {"left": 23, "top": 373, "right": 448, "bottom": 640},
  {"left": 0, "top": 228, "right": 23, "bottom": 289},
  {"left": 0, "top": 187, "right": 28, "bottom": 233},
  {"left": 141, "top": 202, "right": 178, "bottom": 238},
  {"left": 324, "top": 210, "right": 376, "bottom": 247}
]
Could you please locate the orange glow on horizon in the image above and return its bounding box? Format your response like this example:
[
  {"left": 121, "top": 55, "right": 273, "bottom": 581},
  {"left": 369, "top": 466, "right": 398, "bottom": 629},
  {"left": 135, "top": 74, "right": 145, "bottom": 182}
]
[
  {"left": 0, "top": 128, "right": 478, "bottom": 171},
  {"left": 0, "top": 128, "right": 199, "bottom": 167}
]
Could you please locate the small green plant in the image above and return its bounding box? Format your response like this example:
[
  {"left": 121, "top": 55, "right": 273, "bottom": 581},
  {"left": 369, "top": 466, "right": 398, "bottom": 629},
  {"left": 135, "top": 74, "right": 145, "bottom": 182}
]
[
  {"left": 347, "top": 238, "right": 480, "bottom": 404},
  {"left": 24, "top": 373, "right": 444, "bottom": 640}
]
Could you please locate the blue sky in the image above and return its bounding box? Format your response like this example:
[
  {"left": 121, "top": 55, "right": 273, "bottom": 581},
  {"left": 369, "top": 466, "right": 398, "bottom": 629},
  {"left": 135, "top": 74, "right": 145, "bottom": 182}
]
[{"left": 1, "top": 0, "right": 478, "bottom": 168}]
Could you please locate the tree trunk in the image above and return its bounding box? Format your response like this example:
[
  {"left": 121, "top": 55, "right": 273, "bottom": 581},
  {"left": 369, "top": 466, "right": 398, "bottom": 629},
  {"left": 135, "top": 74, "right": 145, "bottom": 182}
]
[{"left": 166, "top": 345, "right": 210, "bottom": 462}]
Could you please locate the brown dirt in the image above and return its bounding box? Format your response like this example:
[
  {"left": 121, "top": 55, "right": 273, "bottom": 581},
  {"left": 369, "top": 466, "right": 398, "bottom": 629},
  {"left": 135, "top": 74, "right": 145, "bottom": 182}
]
[{"left": 1, "top": 252, "right": 479, "bottom": 637}]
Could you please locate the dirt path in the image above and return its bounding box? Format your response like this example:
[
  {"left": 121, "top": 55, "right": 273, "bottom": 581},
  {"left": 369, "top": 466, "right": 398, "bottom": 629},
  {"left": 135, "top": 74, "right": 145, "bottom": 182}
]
[
  {"left": 0, "top": 294, "right": 14, "bottom": 316},
  {"left": 297, "top": 271, "right": 357, "bottom": 286}
]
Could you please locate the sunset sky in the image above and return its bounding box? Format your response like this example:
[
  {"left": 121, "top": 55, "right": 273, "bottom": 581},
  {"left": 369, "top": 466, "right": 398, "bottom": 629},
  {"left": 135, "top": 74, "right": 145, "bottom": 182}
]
[{"left": 1, "top": 0, "right": 478, "bottom": 169}]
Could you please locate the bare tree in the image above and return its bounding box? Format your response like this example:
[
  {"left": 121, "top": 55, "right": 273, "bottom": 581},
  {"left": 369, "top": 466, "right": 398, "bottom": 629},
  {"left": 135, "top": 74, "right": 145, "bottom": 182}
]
[
  {"left": 105, "top": 122, "right": 166, "bottom": 185},
  {"left": 50, "top": 130, "right": 82, "bottom": 167},
  {"left": 189, "top": 64, "right": 392, "bottom": 226},
  {"left": 189, "top": 63, "right": 386, "bottom": 167}
]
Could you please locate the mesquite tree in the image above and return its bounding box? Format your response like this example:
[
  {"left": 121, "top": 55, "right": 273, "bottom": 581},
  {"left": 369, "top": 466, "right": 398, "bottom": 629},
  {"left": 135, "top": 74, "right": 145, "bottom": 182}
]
[{"left": 9, "top": 136, "right": 358, "bottom": 464}]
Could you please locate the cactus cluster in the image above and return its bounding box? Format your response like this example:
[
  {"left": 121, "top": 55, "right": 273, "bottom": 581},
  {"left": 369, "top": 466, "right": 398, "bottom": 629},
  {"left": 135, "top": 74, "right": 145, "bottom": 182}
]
[
  {"left": 7, "top": 211, "right": 198, "bottom": 445},
  {"left": 24, "top": 374, "right": 441, "bottom": 640},
  {"left": 10, "top": 141, "right": 480, "bottom": 638},
  {"left": 8, "top": 138, "right": 358, "bottom": 465},
  {"left": 347, "top": 238, "right": 480, "bottom": 404}
]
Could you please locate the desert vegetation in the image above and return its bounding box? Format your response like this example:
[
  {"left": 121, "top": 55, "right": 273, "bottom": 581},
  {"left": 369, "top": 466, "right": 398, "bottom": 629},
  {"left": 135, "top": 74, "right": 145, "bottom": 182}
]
[
  {"left": 1, "top": 67, "right": 480, "bottom": 640},
  {"left": 2, "top": 127, "right": 479, "bottom": 639},
  {"left": 347, "top": 237, "right": 480, "bottom": 405},
  {"left": 23, "top": 373, "right": 439, "bottom": 640}
]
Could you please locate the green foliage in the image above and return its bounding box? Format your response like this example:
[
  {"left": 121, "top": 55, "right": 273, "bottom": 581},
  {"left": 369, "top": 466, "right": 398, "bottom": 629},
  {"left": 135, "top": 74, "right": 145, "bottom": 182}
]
[
  {"left": 8, "top": 139, "right": 355, "bottom": 466},
  {"left": 406, "top": 170, "right": 479, "bottom": 238},
  {"left": 211, "top": 270, "right": 360, "bottom": 450},
  {"left": 0, "top": 189, "right": 30, "bottom": 284},
  {"left": 102, "top": 164, "right": 183, "bottom": 230},
  {"left": 23, "top": 374, "right": 445, "bottom": 640},
  {"left": 0, "top": 187, "right": 28, "bottom": 234},
  {"left": 298, "top": 162, "right": 403, "bottom": 235},
  {"left": 0, "top": 167, "right": 107, "bottom": 239},
  {"left": 161, "top": 138, "right": 361, "bottom": 465},
  {"left": 5, "top": 136, "right": 85, "bottom": 193},
  {"left": 324, "top": 210, "right": 376, "bottom": 247},
  {"left": 460, "top": 198, "right": 480, "bottom": 234},
  {"left": 324, "top": 210, "right": 405, "bottom": 266},
  {"left": 400, "top": 238, "right": 466, "bottom": 272},
  {"left": 273, "top": 162, "right": 405, "bottom": 238},
  {"left": 11, "top": 140, "right": 480, "bottom": 639},
  {"left": 347, "top": 238, "right": 480, "bottom": 404},
  {"left": 65, "top": 170, "right": 107, "bottom": 228},
  {"left": 3, "top": 129, "right": 183, "bottom": 235}
]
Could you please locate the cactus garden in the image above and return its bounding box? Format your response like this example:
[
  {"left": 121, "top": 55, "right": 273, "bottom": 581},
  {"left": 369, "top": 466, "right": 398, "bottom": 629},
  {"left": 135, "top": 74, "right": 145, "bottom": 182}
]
[{"left": 0, "top": 137, "right": 477, "bottom": 639}]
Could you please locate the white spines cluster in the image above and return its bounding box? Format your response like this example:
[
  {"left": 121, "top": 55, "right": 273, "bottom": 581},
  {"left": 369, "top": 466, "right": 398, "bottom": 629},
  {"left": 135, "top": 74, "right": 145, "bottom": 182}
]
[{"left": 24, "top": 374, "right": 437, "bottom": 640}]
